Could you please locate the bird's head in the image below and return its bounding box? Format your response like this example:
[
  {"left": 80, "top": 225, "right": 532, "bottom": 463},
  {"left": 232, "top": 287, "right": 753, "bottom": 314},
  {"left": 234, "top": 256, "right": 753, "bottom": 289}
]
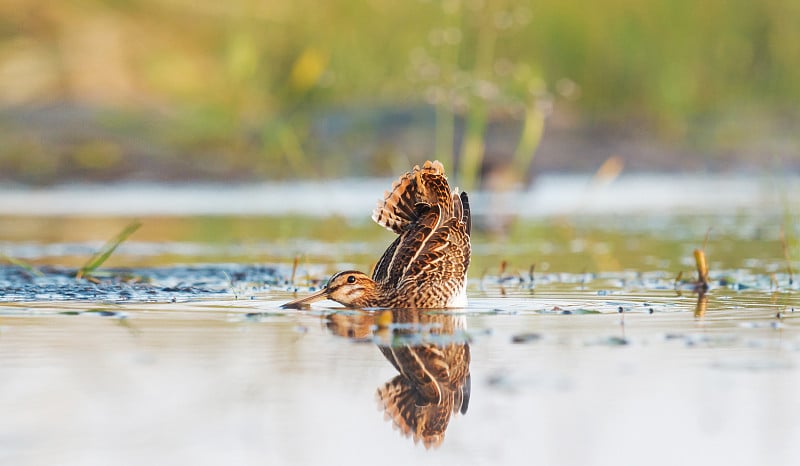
[{"left": 282, "top": 270, "right": 378, "bottom": 309}]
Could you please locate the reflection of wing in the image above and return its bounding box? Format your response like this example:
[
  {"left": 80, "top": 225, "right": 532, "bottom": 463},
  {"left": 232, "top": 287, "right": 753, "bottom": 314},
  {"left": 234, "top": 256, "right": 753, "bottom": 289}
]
[
  {"left": 445, "top": 343, "right": 471, "bottom": 416},
  {"left": 377, "top": 340, "right": 471, "bottom": 449},
  {"left": 380, "top": 344, "right": 448, "bottom": 403},
  {"left": 377, "top": 374, "right": 453, "bottom": 449},
  {"left": 376, "top": 311, "right": 471, "bottom": 448},
  {"left": 323, "top": 310, "right": 471, "bottom": 448}
]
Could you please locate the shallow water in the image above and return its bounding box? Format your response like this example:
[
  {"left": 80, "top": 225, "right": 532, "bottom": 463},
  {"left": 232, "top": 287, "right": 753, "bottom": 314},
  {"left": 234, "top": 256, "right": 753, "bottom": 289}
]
[
  {"left": 1, "top": 181, "right": 799, "bottom": 465},
  {"left": 2, "top": 288, "right": 799, "bottom": 466}
]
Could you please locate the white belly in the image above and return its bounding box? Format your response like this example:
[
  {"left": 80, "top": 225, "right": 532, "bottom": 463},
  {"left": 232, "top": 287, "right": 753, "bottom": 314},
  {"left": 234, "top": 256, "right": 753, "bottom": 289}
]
[{"left": 446, "top": 280, "right": 468, "bottom": 308}]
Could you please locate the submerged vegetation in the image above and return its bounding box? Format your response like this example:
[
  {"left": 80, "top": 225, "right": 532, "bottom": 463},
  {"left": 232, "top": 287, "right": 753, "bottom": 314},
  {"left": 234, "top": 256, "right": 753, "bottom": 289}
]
[{"left": 1, "top": 0, "right": 798, "bottom": 185}]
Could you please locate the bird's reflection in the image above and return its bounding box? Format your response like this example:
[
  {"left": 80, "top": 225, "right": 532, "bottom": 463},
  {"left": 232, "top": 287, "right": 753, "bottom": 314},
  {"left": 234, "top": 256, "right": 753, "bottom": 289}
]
[{"left": 327, "top": 309, "right": 471, "bottom": 448}]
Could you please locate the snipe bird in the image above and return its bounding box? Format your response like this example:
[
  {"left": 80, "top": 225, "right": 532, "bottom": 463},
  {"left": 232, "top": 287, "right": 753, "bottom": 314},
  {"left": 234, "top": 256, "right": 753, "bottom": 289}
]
[{"left": 282, "top": 160, "right": 471, "bottom": 309}]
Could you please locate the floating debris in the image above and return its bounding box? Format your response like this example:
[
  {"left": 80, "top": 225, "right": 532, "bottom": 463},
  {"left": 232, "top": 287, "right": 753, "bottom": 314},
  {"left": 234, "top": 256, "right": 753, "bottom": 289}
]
[
  {"left": 244, "top": 311, "right": 286, "bottom": 320},
  {"left": 535, "top": 307, "right": 602, "bottom": 315},
  {"left": 511, "top": 333, "right": 542, "bottom": 344},
  {"left": 488, "top": 308, "right": 517, "bottom": 315},
  {"left": 739, "top": 321, "right": 784, "bottom": 330},
  {"left": 607, "top": 336, "right": 629, "bottom": 346},
  {"left": 58, "top": 309, "right": 124, "bottom": 318},
  {"left": 85, "top": 309, "right": 121, "bottom": 317}
]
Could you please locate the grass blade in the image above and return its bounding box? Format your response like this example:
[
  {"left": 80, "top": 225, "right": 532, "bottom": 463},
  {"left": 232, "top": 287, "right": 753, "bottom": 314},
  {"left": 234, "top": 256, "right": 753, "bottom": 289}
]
[
  {"left": 77, "top": 221, "right": 142, "bottom": 280},
  {"left": 1, "top": 253, "right": 44, "bottom": 277}
]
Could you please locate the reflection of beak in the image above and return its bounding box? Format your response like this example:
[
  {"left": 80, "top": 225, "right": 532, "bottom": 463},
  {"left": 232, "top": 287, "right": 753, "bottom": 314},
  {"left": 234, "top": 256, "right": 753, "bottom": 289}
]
[{"left": 281, "top": 287, "right": 329, "bottom": 309}]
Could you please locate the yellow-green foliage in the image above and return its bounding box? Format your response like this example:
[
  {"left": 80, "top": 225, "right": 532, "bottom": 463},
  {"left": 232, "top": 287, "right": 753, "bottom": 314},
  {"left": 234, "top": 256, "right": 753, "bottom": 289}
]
[{"left": 0, "top": 0, "right": 797, "bottom": 178}]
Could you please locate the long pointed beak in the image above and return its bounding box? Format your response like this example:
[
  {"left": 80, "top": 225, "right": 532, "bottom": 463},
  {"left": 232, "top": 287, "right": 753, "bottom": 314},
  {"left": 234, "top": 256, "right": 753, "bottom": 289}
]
[{"left": 281, "top": 287, "right": 329, "bottom": 309}]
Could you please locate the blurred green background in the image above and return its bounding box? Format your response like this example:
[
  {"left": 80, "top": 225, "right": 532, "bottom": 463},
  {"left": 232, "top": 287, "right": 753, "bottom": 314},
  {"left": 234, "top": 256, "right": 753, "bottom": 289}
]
[{"left": 1, "top": 0, "right": 798, "bottom": 187}]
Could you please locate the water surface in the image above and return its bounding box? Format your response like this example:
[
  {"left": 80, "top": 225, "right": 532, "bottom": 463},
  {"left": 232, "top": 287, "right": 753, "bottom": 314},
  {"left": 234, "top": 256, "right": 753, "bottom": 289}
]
[{"left": 1, "top": 179, "right": 799, "bottom": 465}]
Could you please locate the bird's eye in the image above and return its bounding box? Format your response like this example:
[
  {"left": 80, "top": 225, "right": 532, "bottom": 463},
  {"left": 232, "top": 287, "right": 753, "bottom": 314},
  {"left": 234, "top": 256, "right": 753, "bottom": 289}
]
[{"left": 347, "top": 275, "right": 356, "bottom": 284}]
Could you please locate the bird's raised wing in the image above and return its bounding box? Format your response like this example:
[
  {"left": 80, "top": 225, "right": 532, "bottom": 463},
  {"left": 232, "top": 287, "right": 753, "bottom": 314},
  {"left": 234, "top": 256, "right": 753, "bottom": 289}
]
[{"left": 395, "top": 194, "right": 471, "bottom": 306}]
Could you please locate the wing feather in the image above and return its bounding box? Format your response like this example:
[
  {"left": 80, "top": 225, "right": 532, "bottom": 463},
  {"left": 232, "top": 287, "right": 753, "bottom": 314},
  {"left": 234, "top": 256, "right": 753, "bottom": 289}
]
[
  {"left": 397, "top": 216, "right": 470, "bottom": 301},
  {"left": 378, "top": 203, "right": 441, "bottom": 286},
  {"left": 372, "top": 236, "right": 401, "bottom": 282}
]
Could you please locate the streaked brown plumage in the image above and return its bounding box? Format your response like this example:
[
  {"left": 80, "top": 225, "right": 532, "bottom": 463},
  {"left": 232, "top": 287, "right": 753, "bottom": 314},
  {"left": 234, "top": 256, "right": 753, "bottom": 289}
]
[
  {"left": 376, "top": 310, "right": 470, "bottom": 449},
  {"left": 282, "top": 160, "right": 471, "bottom": 309},
  {"left": 325, "top": 309, "right": 471, "bottom": 448}
]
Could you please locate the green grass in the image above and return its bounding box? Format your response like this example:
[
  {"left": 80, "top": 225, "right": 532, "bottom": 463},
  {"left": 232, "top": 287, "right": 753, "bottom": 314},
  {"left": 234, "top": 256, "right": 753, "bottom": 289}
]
[
  {"left": 76, "top": 221, "right": 143, "bottom": 281},
  {"left": 0, "top": 253, "right": 43, "bottom": 277},
  {"left": 0, "top": 0, "right": 798, "bottom": 183}
]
